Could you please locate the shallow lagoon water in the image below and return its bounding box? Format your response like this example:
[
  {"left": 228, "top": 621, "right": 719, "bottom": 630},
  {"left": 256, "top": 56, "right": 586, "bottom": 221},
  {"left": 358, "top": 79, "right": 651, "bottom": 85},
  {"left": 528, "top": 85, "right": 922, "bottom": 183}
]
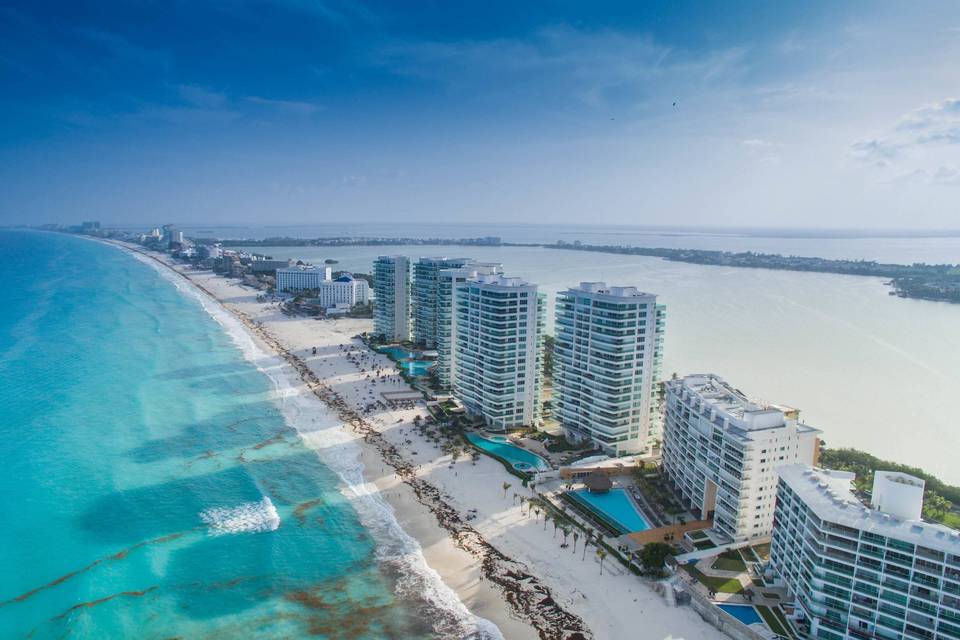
[{"left": 253, "top": 243, "right": 960, "bottom": 484}]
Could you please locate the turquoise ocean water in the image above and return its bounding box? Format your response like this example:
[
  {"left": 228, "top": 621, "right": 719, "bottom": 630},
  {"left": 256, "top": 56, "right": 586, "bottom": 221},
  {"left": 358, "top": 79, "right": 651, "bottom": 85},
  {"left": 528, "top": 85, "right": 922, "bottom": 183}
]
[{"left": 0, "top": 231, "right": 486, "bottom": 639}]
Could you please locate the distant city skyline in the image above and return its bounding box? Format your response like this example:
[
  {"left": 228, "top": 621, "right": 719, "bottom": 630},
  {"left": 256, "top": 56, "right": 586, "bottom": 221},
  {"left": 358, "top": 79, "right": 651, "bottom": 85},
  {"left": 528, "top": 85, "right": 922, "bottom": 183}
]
[{"left": 2, "top": 1, "right": 959, "bottom": 229}]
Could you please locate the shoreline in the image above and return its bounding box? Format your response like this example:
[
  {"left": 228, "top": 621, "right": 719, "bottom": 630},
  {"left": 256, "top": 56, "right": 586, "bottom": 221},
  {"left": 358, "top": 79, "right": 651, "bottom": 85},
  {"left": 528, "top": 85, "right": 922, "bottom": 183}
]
[
  {"left": 107, "top": 239, "right": 560, "bottom": 639},
  {"left": 100, "top": 238, "right": 719, "bottom": 640}
]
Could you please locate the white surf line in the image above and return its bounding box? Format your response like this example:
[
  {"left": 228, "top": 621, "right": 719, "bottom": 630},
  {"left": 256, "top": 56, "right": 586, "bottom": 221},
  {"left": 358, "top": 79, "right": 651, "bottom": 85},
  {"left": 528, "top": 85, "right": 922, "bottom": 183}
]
[{"left": 111, "top": 242, "right": 504, "bottom": 640}]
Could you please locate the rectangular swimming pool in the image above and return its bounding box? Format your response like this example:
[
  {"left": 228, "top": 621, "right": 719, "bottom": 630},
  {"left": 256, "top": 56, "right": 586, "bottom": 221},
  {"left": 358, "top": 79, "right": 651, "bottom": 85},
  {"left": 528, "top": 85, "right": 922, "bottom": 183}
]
[
  {"left": 465, "top": 433, "right": 550, "bottom": 473},
  {"left": 568, "top": 488, "right": 651, "bottom": 534},
  {"left": 717, "top": 604, "right": 764, "bottom": 627}
]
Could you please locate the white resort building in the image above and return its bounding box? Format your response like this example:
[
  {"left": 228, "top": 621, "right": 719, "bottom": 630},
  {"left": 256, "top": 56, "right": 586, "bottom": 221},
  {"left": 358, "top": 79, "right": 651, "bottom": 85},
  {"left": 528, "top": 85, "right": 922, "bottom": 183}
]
[
  {"left": 453, "top": 273, "right": 545, "bottom": 430},
  {"left": 316, "top": 274, "right": 369, "bottom": 309},
  {"left": 553, "top": 282, "right": 665, "bottom": 456},
  {"left": 372, "top": 255, "right": 410, "bottom": 342},
  {"left": 276, "top": 265, "right": 333, "bottom": 292},
  {"left": 661, "top": 374, "right": 820, "bottom": 542},
  {"left": 435, "top": 263, "right": 502, "bottom": 390},
  {"left": 412, "top": 257, "right": 473, "bottom": 348},
  {"left": 771, "top": 465, "right": 960, "bottom": 640}
]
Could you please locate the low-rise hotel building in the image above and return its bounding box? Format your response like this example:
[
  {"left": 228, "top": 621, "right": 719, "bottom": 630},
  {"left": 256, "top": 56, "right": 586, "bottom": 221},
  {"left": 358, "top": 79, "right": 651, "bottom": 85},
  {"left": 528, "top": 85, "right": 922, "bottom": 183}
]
[
  {"left": 771, "top": 465, "right": 960, "bottom": 640},
  {"left": 553, "top": 282, "right": 665, "bottom": 456},
  {"left": 453, "top": 274, "right": 545, "bottom": 430},
  {"left": 413, "top": 257, "right": 472, "bottom": 348},
  {"left": 316, "top": 274, "right": 369, "bottom": 309},
  {"left": 276, "top": 265, "right": 332, "bottom": 292},
  {"left": 435, "top": 263, "right": 502, "bottom": 390},
  {"left": 373, "top": 255, "right": 410, "bottom": 342},
  {"left": 662, "top": 374, "right": 820, "bottom": 542}
]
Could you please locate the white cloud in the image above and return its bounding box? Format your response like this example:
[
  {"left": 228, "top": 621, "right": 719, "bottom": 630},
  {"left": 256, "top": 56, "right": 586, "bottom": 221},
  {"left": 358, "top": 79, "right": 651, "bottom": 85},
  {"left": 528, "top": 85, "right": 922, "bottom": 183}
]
[{"left": 853, "top": 97, "right": 960, "bottom": 165}]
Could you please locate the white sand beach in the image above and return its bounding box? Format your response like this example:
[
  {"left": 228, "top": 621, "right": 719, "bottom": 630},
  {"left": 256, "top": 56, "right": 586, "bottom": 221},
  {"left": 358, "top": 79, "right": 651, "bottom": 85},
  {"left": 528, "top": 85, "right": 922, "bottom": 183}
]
[{"left": 124, "top": 244, "right": 718, "bottom": 640}]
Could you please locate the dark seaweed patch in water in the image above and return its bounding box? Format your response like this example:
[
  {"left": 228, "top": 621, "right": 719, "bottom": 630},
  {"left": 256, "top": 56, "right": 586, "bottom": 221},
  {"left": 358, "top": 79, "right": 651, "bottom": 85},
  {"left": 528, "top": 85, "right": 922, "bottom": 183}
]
[
  {"left": 293, "top": 498, "right": 324, "bottom": 525},
  {"left": 0, "top": 533, "right": 182, "bottom": 608},
  {"left": 285, "top": 582, "right": 434, "bottom": 639},
  {"left": 51, "top": 586, "right": 158, "bottom": 621},
  {"left": 125, "top": 404, "right": 282, "bottom": 464}
]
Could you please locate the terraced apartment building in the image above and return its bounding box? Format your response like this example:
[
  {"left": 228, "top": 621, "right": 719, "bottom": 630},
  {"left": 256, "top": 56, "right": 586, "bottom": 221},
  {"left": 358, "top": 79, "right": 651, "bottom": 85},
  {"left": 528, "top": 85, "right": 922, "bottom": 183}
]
[
  {"left": 453, "top": 273, "right": 545, "bottom": 430},
  {"left": 552, "top": 282, "right": 665, "bottom": 455},
  {"left": 771, "top": 465, "right": 960, "bottom": 640},
  {"left": 412, "top": 257, "right": 472, "bottom": 348},
  {"left": 662, "top": 374, "right": 820, "bottom": 542},
  {"left": 435, "top": 263, "right": 502, "bottom": 389},
  {"left": 372, "top": 255, "right": 410, "bottom": 342}
]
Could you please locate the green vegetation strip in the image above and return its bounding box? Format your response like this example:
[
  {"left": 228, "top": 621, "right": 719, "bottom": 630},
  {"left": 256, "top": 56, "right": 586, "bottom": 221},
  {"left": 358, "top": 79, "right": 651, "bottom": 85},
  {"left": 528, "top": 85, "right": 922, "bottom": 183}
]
[
  {"left": 755, "top": 605, "right": 795, "bottom": 638},
  {"left": 682, "top": 565, "right": 744, "bottom": 594}
]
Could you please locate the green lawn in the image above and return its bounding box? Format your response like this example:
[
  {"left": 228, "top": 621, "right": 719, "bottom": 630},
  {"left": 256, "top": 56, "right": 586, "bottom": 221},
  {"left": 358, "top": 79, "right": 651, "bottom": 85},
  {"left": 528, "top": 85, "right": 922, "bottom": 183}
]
[
  {"left": 683, "top": 566, "right": 744, "bottom": 594},
  {"left": 940, "top": 511, "right": 960, "bottom": 529},
  {"left": 756, "top": 605, "right": 795, "bottom": 638},
  {"left": 711, "top": 549, "right": 747, "bottom": 572}
]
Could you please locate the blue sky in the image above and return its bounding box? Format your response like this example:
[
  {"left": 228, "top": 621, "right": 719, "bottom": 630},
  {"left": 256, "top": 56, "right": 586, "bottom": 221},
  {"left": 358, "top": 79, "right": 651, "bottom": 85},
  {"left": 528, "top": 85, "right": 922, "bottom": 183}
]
[{"left": 1, "top": 1, "right": 959, "bottom": 229}]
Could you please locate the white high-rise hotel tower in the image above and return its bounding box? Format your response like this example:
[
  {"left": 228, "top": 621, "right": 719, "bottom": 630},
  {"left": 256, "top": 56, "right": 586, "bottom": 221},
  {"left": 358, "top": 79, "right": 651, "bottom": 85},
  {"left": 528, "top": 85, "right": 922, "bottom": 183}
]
[
  {"left": 453, "top": 274, "right": 544, "bottom": 430},
  {"left": 372, "top": 255, "right": 410, "bottom": 341},
  {"left": 661, "top": 374, "right": 820, "bottom": 542},
  {"left": 552, "top": 282, "right": 665, "bottom": 455},
  {"left": 412, "top": 257, "right": 472, "bottom": 348},
  {"left": 435, "top": 262, "right": 502, "bottom": 390},
  {"left": 771, "top": 465, "right": 960, "bottom": 640}
]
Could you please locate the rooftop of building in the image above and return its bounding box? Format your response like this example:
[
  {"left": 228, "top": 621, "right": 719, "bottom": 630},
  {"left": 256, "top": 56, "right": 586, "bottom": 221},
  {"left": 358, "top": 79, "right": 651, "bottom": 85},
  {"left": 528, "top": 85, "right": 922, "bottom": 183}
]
[
  {"left": 438, "top": 263, "right": 503, "bottom": 279},
  {"left": 277, "top": 264, "right": 326, "bottom": 272},
  {"left": 778, "top": 464, "right": 960, "bottom": 553},
  {"left": 669, "top": 374, "right": 820, "bottom": 439},
  {"left": 467, "top": 273, "right": 536, "bottom": 289},
  {"left": 417, "top": 256, "right": 471, "bottom": 264},
  {"left": 563, "top": 281, "right": 658, "bottom": 299}
]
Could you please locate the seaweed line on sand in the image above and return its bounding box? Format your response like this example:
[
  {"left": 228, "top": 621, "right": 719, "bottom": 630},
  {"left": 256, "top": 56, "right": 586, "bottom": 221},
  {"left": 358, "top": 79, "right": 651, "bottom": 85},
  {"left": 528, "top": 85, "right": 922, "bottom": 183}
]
[{"left": 126, "top": 244, "right": 592, "bottom": 640}]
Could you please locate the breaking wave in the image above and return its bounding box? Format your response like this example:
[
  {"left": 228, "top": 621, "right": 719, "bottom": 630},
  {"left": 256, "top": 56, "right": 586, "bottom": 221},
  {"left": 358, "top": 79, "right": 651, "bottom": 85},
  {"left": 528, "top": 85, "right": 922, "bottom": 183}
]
[{"left": 200, "top": 497, "right": 281, "bottom": 536}]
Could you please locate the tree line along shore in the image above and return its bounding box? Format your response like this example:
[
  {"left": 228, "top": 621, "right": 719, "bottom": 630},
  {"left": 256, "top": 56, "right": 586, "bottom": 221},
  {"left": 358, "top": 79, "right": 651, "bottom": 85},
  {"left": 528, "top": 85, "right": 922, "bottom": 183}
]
[{"left": 215, "top": 236, "right": 960, "bottom": 304}]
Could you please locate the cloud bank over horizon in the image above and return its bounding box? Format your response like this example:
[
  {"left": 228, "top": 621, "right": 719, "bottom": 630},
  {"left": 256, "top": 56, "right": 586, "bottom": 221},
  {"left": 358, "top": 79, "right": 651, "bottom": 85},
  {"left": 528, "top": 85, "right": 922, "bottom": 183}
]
[{"left": 1, "top": 1, "right": 959, "bottom": 229}]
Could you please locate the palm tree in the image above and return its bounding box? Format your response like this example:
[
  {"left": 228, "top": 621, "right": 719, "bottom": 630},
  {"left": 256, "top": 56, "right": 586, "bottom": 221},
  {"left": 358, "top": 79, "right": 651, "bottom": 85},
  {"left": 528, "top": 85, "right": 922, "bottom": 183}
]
[
  {"left": 502, "top": 482, "right": 511, "bottom": 498},
  {"left": 596, "top": 548, "right": 608, "bottom": 575},
  {"left": 512, "top": 492, "right": 518, "bottom": 505},
  {"left": 582, "top": 532, "right": 592, "bottom": 561},
  {"left": 519, "top": 497, "right": 527, "bottom": 514},
  {"left": 560, "top": 526, "right": 571, "bottom": 548},
  {"left": 534, "top": 506, "right": 541, "bottom": 523},
  {"left": 542, "top": 512, "right": 550, "bottom": 531},
  {"left": 552, "top": 519, "right": 560, "bottom": 538},
  {"left": 572, "top": 531, "right": 580, "bottom": 554}
]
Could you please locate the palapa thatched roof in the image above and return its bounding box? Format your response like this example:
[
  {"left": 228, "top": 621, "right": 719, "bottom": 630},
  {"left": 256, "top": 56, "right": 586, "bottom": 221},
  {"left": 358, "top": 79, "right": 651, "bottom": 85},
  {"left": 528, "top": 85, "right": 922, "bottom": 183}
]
[{"left": 583, "top": 473, "right": 612, "bottom": 493}]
